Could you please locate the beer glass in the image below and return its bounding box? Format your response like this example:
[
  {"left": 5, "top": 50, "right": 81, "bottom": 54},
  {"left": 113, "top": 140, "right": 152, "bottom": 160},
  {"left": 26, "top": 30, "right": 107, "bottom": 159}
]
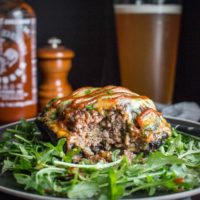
[{"left": 114, "top": 0, "right": 182, "bottom": 103}]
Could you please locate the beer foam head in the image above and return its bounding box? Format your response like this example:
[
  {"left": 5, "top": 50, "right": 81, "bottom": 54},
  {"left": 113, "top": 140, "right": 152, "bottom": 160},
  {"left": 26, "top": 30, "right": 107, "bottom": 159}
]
[{"left": 114, "top": 5, "right": 182, "bottom": 14}]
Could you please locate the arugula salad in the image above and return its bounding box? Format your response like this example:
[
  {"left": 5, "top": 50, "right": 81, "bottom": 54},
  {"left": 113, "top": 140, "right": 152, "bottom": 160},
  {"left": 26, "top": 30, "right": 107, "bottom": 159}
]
[{"left": 0, "top": 120, "right": 200, "bottom": 200}]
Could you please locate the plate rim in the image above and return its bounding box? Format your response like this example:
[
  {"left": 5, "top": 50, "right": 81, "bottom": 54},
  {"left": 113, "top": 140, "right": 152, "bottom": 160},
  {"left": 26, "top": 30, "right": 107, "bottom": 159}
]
[{"left": 0, "top": 185, "right": 200, "bottom": 200}]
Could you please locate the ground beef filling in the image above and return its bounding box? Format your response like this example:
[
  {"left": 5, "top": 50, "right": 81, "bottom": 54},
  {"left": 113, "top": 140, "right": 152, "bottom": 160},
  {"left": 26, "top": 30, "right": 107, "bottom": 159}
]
[{"left": 60, "top": 106, "right": 143, "bottom": 162}]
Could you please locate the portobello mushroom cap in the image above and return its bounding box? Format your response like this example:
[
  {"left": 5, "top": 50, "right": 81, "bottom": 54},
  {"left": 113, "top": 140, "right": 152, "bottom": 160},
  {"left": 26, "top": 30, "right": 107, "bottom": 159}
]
[{"left": 36, "top": 86, "right": 171, "bottom": 162}]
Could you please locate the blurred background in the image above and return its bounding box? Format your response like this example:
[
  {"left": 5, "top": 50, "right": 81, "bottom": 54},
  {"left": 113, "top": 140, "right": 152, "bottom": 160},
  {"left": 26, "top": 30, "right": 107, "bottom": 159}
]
[{"left": 26, "top": 0, "right": 200, "bottom": 104}]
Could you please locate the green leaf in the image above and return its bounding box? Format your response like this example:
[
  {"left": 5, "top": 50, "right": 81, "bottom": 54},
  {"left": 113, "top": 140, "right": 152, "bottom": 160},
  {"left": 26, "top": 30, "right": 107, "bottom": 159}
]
[
  {"left": 64, "top": 147, "right": 81, "bottom": 163},
  {"left": 106, "top": 90, "right": 114, "bottom": 95},
  {"left": 15, "top": 158, "right": 32, "bottom": 170},
  {"left": 68, "top": 182, "right": 98, "bottom": 199},
  {"left": 98, "top": 193, "right": 110, "bottom": 200},
  {"left": 84, "top": 89, "right": 92, "bottom": 95},
  {"left": 111, "top": 150, "right": 120, "bottom": 162},
  {"left": 146, "top": 152, "right": 184, "bottom": 169},
  {"left": 109, "top": 168, "right": 124, "bottom": 200},
  {"left": 36, "top": 149, "right": 55, "bottom": 167},
  {"left": 14, "top": 173, "right": 31, "bottom": 185},
  {"left": 85, "top": 104, "right": 94, "bottom": 110},
  {"left": 56, "top": 138, "right": 66, "bottom": 153},
  {"left": 148, "top": 186, "right": 156, "bottom": 196},
  {"left": 1, "top": 160, "right": 15, "bottom": 174}
]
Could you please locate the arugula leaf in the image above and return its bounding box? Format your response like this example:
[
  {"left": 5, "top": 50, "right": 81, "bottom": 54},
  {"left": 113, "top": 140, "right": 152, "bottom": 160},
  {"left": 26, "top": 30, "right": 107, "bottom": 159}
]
[
  {"left": 109, "top": 168, "right": 124, "bottom": 200},
  {"left": 145, "top": 152, "right": 184, "bottom": 169},
  {"left": 68, "top": 182, "right": 98, "bottom": 199},
  {"left": 1, "top": 160, "right": 15, "bottom": 174},
  {"left": 14, "top": 173, "right": 31, "bottom": 185}
]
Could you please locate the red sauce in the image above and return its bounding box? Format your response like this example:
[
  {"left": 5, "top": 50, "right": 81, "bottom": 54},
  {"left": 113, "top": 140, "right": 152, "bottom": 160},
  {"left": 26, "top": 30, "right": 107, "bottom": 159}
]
[
  {"left": 52, "top": 86, "right": 150, "bottom": 112},
  {"left": 174, "top": 177, "right": 184, "bottom": 184}
]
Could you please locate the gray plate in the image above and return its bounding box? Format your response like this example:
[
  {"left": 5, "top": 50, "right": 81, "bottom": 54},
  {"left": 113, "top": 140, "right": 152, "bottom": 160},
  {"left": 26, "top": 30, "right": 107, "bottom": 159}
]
[{"left": 0, "top": 117, "right": 200, "bottom": 200}]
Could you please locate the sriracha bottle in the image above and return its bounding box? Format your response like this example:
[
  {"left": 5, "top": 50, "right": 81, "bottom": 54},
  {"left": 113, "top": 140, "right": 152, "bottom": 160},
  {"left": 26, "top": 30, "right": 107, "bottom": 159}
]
[{"left": 0, "top": 0, "right": 37, "bottom": 124}]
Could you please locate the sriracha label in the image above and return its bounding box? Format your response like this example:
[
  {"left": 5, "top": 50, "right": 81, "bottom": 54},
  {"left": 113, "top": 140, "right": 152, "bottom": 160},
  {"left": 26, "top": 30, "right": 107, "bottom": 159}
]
[{"left": 0, "top": 18, "right": 37, "bottom": 108}]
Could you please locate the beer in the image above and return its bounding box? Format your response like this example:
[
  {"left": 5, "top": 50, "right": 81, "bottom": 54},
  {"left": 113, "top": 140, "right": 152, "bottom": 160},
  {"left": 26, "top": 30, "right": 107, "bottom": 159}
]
[{"left": 115, "top": 4, "right": 181, "bottom": 103}]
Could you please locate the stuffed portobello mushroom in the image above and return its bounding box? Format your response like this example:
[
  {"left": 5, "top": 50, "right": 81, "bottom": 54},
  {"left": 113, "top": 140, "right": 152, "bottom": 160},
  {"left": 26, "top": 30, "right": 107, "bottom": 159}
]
[{"left": 36, "top": 86, "right": 171, "bottom": 162}]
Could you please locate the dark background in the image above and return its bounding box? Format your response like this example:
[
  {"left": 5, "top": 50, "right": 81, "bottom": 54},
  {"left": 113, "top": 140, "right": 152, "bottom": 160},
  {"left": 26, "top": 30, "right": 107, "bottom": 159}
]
[{"left": 26, "top": 0, "right": 200, "bottom": 104}]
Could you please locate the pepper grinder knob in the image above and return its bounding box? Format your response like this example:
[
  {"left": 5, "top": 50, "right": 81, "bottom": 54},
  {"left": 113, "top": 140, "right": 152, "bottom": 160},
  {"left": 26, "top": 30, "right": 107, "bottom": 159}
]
[
  {"left": 38, "top": 37, "right": 75, "bottom": 111},
  {"left": 48, "top": 37, "right": 62, "bottom": 49}
]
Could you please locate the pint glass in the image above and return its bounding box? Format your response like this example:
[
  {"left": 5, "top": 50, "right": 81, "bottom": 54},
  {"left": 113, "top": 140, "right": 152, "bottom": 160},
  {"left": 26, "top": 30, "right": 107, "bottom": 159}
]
[{"left": 114, "top": 0, "right": 182, "bottom": 103}]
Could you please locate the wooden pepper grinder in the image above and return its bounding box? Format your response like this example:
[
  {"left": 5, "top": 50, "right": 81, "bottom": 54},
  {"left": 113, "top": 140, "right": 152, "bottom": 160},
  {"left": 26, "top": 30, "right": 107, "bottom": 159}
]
[{"left": 38, "top": 37, "right": 74, "bottom": 111}]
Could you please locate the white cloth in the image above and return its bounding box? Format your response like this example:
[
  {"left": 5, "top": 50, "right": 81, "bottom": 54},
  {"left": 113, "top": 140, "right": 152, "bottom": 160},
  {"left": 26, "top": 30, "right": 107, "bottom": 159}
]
[{"left": 156, "top": 102, "right": 200, "bottom": 122}]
